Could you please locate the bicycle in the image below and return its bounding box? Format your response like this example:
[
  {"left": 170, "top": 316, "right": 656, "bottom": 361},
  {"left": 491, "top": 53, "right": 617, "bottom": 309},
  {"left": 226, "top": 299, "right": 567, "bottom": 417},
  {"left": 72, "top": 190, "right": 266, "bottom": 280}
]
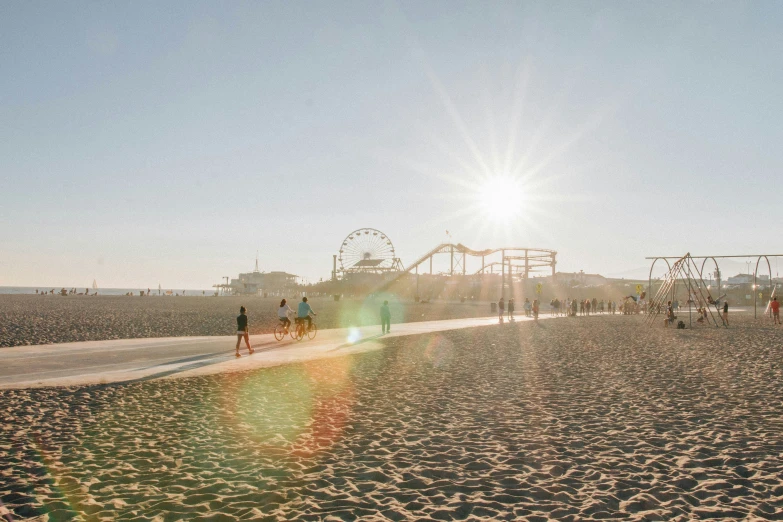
[
  {"left": 294, "top": 317, "right": 317, "bottom": 341},
  {"left": 273, "top": 318, "right": 292, "bottom": 341}
]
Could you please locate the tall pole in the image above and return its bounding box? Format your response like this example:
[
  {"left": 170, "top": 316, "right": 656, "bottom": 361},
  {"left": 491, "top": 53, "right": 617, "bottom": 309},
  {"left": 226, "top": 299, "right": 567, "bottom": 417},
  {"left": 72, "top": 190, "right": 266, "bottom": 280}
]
[
  {"left": 462, "top": 252, "right": 466, "bottom": 275},
  {"left": 508, "top": 256, "right": 513, "bottom": 299},
  {"left": 450, "top": 245, "right": 454, "bottom": 276},
  {"left": 501, "top": 249, "right": 506, "bottom": 300},
  {"left": 715, "top": 268, "right": 721, "bottom": 300},
  {"left": 332, "top": 255, "right": 337, "bottom": 282}
]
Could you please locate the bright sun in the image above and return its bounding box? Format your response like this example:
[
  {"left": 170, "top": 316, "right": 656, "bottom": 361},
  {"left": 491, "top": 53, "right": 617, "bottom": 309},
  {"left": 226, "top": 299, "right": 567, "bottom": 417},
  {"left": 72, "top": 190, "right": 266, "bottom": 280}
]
[{"left": 477, "top": 176, "right": 524, "bottom": 222}]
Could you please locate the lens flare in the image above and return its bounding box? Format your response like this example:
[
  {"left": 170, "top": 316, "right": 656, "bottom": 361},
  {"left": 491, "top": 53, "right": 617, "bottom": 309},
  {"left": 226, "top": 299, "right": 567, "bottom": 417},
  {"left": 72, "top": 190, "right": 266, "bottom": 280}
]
[
  {"left": 346, "top": 327, "right": 362, "bottom": 344},
  {"left": 229, "top": 358, "right": 356, "bottom": 460}
]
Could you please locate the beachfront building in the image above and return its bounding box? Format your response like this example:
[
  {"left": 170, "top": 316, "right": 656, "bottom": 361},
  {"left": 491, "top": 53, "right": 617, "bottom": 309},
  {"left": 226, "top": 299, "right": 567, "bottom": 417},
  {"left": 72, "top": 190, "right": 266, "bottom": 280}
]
[
  {"left": 214, "top": 257, "right": 299, "bottom": 296},
  {"left": 552, "top": 271, "right": 609, "bottom": 287},
  {"left": 228, "top": 269, "right": 298, "bottom": 296},
  {"left": 726, "top": 273, "right": 769, "bottom": 285}
]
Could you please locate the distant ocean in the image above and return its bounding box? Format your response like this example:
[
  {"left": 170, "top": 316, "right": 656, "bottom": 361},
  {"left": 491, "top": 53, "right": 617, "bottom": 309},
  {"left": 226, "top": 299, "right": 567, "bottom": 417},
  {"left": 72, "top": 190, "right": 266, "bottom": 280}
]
[{"left": 0, "top": 287, "right": 214, "bottom": 296}]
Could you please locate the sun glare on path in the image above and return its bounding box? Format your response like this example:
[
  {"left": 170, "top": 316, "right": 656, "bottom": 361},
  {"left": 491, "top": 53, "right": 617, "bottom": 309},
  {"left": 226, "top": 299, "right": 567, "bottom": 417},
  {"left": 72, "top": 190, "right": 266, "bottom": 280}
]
[{"left": 478, "top": 175, "right": 525, "bottom": 222}]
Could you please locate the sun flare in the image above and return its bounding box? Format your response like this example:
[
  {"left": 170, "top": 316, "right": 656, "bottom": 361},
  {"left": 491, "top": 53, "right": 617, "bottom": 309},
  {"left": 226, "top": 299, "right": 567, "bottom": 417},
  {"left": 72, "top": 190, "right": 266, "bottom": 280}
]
[{"left": 477, "top": 176, "right": 524, "bottom": 222}]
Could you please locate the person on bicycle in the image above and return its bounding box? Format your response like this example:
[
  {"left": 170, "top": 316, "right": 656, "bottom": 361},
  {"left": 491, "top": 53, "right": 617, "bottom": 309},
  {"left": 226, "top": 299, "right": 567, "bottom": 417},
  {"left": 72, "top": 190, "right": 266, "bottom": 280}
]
[
  {"left": 297, "top": 296, "right": 316, "bottom": 330},
  {"left": 278, "top": 299, "right": 293, "bottom": 330}
]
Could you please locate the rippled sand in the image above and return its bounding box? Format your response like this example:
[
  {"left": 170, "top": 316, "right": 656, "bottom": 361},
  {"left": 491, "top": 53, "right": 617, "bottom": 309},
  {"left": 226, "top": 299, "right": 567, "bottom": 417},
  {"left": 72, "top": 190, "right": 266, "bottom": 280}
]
[{"left": 2, "top": 314, "right": 783, "bottom": 520}]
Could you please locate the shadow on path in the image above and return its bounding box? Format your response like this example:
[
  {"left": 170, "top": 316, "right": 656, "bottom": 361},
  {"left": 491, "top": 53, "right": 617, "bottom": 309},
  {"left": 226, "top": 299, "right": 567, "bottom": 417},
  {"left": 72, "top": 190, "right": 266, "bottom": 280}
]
[{"left": 124, "top": 339, "right": 304, "bottom": 384}]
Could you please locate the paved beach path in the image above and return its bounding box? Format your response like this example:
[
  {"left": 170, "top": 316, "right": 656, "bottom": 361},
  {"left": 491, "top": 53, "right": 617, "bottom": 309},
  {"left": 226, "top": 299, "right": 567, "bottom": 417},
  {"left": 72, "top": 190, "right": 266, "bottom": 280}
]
[{"left": 0, "top": 315, "right": 545, "bottom": 389}]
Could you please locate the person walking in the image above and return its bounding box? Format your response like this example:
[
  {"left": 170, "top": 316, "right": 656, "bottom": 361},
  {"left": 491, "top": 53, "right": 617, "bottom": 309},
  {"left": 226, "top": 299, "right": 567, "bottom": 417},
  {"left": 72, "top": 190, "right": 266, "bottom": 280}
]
[
  {"left": 771, "top": 297, "right": 780, "bottom": 325},
  {"left": 498, "top": 297, "right": 505, "bottom": 323},
  {"left": 508, "top": 298, "right": 515, "bottom": 320},
  {"left": 532, "top": 299, "right": 539, "bottom": 320},
  {"left": 722, "top": 301, "right": 729, "bottom": 326},
  {"left": 235, "top": 306, "right": 254, "bottom": 357},
  {"left": 380, "top": 300, "right": 391, "bottom": 334}
]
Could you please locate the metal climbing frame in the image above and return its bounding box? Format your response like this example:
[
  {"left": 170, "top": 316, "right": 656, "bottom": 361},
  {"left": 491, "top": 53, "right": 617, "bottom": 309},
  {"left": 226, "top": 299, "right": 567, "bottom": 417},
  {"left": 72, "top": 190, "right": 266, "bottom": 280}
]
[
  {"left": 647, "top": 254, "right": 783, "bottom": 318},
  {"left": 645, "top": 253, "right": 725, "bottom": 328}
]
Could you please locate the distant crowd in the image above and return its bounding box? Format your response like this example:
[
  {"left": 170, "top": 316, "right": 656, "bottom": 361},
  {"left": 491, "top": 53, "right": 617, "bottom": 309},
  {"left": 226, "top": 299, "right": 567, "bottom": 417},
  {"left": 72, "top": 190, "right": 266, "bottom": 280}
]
[
  {"left": 32, "top": 288, "right": 207, "bottom": 297},
  {"left": 35, "top": 288, "right": 97, "bottom": 297},
  {"left": 496, "top": 296, "right": 621, "bottom": 322}
]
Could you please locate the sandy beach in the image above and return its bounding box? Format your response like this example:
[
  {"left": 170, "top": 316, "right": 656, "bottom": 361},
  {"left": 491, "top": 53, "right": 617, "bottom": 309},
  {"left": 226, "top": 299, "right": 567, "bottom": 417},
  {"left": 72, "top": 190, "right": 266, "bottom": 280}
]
[
  {"left": 2, "top": 313, "right": 783, "bottom": 520},
  {"left": 0, "top": 295, "right": 494, "bottom": 348}
]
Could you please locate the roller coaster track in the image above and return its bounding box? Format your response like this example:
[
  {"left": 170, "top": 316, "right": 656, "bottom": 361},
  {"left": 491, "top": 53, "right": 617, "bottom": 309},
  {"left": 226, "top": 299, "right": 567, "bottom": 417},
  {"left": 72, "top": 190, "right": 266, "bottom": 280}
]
[{"left": 404, "top": 243, "right": 556, "bottom": 275}]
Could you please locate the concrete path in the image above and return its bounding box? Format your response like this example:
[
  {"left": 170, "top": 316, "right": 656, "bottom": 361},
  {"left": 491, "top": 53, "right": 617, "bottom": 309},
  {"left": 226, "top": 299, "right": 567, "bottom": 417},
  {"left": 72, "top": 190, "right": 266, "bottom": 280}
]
[{"left": 0, "top": 315, "right": 545, "bottom": 389}]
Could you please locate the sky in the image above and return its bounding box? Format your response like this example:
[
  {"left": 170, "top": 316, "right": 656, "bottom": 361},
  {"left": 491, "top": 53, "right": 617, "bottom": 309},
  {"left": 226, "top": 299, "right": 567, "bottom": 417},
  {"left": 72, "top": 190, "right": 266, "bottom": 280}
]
[{"left": 2, "top": 1, "right": 782, "bottom": 289}]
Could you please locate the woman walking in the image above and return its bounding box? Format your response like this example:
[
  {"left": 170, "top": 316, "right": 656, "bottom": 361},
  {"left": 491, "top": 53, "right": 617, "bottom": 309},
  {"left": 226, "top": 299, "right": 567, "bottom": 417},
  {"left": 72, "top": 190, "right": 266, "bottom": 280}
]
[{"left": 236, "top": 306, "right": 254, "bottom": 357}]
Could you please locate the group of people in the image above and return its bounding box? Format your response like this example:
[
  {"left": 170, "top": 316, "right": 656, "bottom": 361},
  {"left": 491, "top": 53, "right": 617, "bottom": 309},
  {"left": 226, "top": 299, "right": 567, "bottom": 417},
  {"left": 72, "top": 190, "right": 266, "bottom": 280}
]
[
  {"left": 35, "top": 288, "right": 97, "bottom": 296},
  {"left": 276, "top": 296, "right": 317, "bottom": 332},
  {"left": 497, "top": 297, "right": 540, "bottom": 321},
  {"left": 497, "top": 296, "right": 620, "bottom": 322},
  {"left": 657, "top": 295, "right": 781, "bottom": 328},
  {"left": 665, "top": 299, "right": 731, "bottom": 327},
  {"left": 235, "top": 296, "right": 394, "bottom": 356},
  {"left": 555, "top": 298, "right": 617, "bottom": 317},
  {"left": 235, "top": 297, "right": 318, "bottom": 357}
]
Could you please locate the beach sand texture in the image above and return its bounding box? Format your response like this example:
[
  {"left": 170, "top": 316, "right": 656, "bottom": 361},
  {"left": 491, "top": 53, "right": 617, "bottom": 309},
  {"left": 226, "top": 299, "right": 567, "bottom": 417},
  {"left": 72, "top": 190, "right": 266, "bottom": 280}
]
[
  {"left": 2, "top": 315, "right": 783, "bottom": 520},
  {"left": 0, "top": 295, "right": 492, "bottom": 348}
]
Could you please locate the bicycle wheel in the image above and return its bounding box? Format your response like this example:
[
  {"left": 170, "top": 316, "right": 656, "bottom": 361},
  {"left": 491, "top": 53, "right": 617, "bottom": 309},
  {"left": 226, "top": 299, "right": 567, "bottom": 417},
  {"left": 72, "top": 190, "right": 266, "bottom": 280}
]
[
  {"left": 295, "top": 323, "right": 305, "bottom": 341},
  {"left": 274, "top": 324, "right": 285, "bottom": 341},
  {"left": 307, "top": 323, "right": 317, "bottom": 340},
  {"left": 289, "top": 324, "right": 298, "bottom": 340}
]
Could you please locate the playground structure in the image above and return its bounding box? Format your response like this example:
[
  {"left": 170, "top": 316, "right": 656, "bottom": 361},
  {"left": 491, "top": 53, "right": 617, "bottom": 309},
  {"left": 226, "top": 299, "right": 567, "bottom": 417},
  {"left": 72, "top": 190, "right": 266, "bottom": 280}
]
[
  {"left": 644, "top": 253, "right": 725, "bottom": 328},
  {"left": 647, "top": 253, "right": 783, "bottom": 319}
]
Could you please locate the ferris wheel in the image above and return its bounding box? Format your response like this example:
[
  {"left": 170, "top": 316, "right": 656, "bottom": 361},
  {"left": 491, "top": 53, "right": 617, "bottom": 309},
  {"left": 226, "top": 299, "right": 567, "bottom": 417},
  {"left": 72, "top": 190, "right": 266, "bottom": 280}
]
[{"left": 339, "top": 228, "right": 397, "bottom": 272}]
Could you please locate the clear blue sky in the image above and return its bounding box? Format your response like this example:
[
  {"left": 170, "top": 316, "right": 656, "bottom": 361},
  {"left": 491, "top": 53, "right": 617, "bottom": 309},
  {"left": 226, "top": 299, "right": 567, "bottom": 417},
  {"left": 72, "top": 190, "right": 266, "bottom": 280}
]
[{"left": 2, "top": 1, "right": 782, "bottom": 288}]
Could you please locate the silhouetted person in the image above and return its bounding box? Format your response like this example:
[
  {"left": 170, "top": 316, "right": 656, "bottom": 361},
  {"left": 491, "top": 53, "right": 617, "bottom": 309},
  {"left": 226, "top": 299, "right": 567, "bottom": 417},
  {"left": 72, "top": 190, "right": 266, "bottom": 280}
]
[
  {"left": 380, "top": 300, "right": 391, "bottom": 334},
  {"left": 298, "top": 297, "right": 316, "bottom": 330},
  {"left": 235, "top": 306, "right": 253, "bottom": 357}
]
